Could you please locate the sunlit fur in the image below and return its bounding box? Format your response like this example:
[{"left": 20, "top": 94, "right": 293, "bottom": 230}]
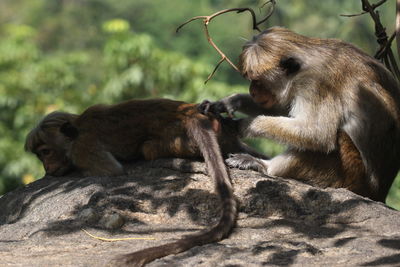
[{"left": 233, "top": 27, "right": 400, "bottom": 202}]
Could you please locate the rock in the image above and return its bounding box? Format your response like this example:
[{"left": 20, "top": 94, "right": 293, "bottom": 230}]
[
  {"left": 78, "top": 208, "right": 99, "bottom": 224},
  {"left": 100, "top": 213, "right": 125, "bottom": 230},
  {"left": 1, "top": 159, "right": 400, "bottom": 266}
]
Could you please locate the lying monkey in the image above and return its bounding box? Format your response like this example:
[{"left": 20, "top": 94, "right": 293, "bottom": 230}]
[
  {"left": 202, "top": 27, "right": 400, "bottom": 202},
  {"left": 25, "top": 98, "right": 265, "bottom": 266}
]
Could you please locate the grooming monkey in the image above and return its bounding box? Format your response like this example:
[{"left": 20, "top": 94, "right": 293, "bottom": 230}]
[
  {"left": 25, "top": 98, "right": 266, "bottom": 266},
  {"left": 203, "top": 27, "right": 400, "bottom": 202}
]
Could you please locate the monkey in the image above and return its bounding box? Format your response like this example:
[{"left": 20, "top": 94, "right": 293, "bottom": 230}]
[
  {"left": 25, "top": 98, "right": 267, "bottom": 266},
  {"left": 201, "top": 26, "right": 400, "bottom": 203}
]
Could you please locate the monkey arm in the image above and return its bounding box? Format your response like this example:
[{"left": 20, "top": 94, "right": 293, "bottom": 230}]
[
  {"left": 69, "top": 136, "right": 125, "bottom": 176},
  {"left": 241, "top": 115, "right": 339, "bottom": 153},
  {"left": 200, "top": 94, "right": 284, "bottom": 117},
  {"left": 221, "top": 93, "right": 271, "bottom": 116}
]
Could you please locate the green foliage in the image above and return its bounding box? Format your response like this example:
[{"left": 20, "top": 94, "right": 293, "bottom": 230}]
[
  {"left": 0, "top": 14, "right": 248, "bottom": 196},
  {"left": 0, "top": 0, "right": 399, "bottom": 210},
  {"left": 387, "top": 173, "right": 400, "bottom": 209}
]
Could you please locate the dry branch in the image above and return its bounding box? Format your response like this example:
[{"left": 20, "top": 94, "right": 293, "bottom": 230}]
[
  {"left": 176, "top": 8, "right": 258, "bottom": 83},
  {"left": 343, "top": 0, "right": 400, "bottom": 80},
  {"left": 256, "top": 0, "right": 277, "bottom": 26},
  {"left": 176, "top": 2, "right": 276, "bottom": 83},
  {"left": 340, "top": 0, "right": 387, "bottom": 17}
]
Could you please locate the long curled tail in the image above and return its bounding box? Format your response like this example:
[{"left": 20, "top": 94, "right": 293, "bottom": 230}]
[{"left": 115, "top": 117, "right": 237, "bottom": 266}]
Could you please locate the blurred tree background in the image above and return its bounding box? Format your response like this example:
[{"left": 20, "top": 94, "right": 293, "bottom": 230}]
[{"left": 0, "top": 0, "right": 399, "bottom": 208}]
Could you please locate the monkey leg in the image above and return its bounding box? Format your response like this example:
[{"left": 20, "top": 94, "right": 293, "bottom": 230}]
[
  {"left": 269, "top": 150, "right": 375, "bottom": 198},
  {"left": 227, "top": 150, "right": 360, "bottom": 190},
  {"left": 267, "top": 150, "right": 356, "bottom": 189}
]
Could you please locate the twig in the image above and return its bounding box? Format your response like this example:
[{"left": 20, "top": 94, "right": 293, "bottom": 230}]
[
  {"left": 177, "top": 8, "right": 261, "bottom": 32},
  {"left": 257, "top": 0, "right": 277, "bottom": 26},
  {"left": 344, "top": 0, "right": 399, "bottom": 80},
  {"left": 176, "top": 8, "right": 260, "bottom": 83},
  {"left": 340, "top": 0, "right": 387, "bottom": 17},
  {"left": 362, "top": 0, "right": 400, "bottom": 80},
  {"left": 206, "top": 58, "right": 225, "bottom": 83},
  {"left": 375, "top": 31, "right": 395, "bottom": 58},
  {"left": 176, "top": 1, "right": 276, "bottom": 83}
]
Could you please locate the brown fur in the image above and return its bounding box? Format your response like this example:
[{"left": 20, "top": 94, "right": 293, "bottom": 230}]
[
  {"left": 337, "top": 131, "right": 369, "bottom": 196},
  {"left": 213, "top": 27, "right": 400, "bottom": 202},
  {"left": 25, "top": 98, "right": 267, "bottom": 266}
]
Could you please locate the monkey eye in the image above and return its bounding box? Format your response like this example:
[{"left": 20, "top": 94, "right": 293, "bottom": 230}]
[
  {"left": 38, "top": 148, "right": 52, "bottom": 157},
  {"left": 279, "top": 57, "right": 301, "bottom": 75}
]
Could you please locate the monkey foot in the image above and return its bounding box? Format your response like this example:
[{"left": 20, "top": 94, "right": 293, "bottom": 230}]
[{"left": 225, "top": 153, "right": 268, "bottom": 174}]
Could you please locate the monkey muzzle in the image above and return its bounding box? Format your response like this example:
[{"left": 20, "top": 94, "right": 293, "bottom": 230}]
[{"left": 249, "top": 87, "right": 277, "bottom": 109}]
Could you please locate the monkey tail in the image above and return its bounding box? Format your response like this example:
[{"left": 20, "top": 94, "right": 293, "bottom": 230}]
[{"left": 115, "top": 117, "right": 237, "bottom": 267}]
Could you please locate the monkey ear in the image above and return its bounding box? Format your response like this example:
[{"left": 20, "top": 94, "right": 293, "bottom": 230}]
[
  {"left": 279, "top": 56, "right": 301, "bottom": 75},
  {"left": 60, "top": 122, "right": 79, "bottom": 139}
]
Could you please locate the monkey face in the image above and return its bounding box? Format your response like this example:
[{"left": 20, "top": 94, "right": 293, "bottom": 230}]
[
  {"left": 240, "top": 28, "right": 305, "bottom": 109},
  {"left": 249, "top": 55, "right": 301, "bottom": 109},
  {"left": 249, "top": 80, "right": 277, "bottom": 109},
  {"left": 35, "top": 144, "right": 74, "bottom": 176}
]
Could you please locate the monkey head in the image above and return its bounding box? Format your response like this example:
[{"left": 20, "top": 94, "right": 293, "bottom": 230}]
[
  {"left": 25, "top": 112, "right": 78, "bottom": 176},
  {"left": 240, "top": 27, "right": 305, "bottom": 109},
  {"left": 33, "top": 142, "right": 73, "bottom": 176}
]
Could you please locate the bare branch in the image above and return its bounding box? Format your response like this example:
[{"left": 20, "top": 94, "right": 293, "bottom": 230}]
[
  {"left": 176, "top": 16, "right": 208, "bottom": 32},
  {"left": 344, "top": 0, "right": 399, "bottom": 80},
  {"left": 176, "top": 8, "right": 261, "bottom": 34},
  {"left": 176, "top": 2, "right": 276, "bottom": 82},
  {"left": 176, "top": 4, "right": 277, "bottom": 34},
  {"left": 202, "top": 22, "right": 239, "bottom": 83},
  {"left": 176, "top": 8, "right": 261, "bottom": 82},
  {"left": 375, "top": 31, "right": 395, "bottom": 58},
  {"left": 360, "top": 0, "right": 392, "bottom": 59},
  {"left": 256, "top": 0, "right": 277, "bottom": 27},
  {"left": 340, "top": 11, "right": 367, "bottom": 18},
  {"left": 205, "top": 58, "right": 225, "bottom": 84},
  {"left": 340, "top": 0, "right": 387, "bottom": 17}
]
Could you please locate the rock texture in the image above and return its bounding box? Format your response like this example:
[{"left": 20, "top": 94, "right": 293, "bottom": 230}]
[{"left": 1, "top": 159, "right": 400, "bottom": 266}]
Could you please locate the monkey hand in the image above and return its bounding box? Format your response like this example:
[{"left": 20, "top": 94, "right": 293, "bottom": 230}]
[
  {"left": 198, "top": 94, "right": 244, "bottom": 118},
  {"left": 198, "top": 100, "right": 229, "bottom": 118},
  {"left": 225, "top": 153, "right": 269, "bottom": 174}
]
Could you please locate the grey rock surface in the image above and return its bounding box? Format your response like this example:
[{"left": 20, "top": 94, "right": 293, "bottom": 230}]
[{"left": 1, "top": 159, "right": 400, "bottom": 266}]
